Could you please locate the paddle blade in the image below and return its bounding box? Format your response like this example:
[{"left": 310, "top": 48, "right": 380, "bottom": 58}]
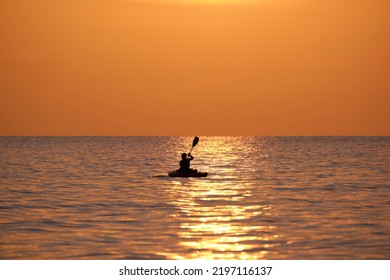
[{"left": 192, "top": 136, "right": 199, "bottom": 147}]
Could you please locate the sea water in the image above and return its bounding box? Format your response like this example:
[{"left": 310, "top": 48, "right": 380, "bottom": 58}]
[{"left": 0, "top": 136, "right": 389, "bottom": 259}]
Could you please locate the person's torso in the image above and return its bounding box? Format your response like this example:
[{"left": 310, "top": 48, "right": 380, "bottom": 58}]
[{"left": 180, "top": 159, "right": 190, "bottom": 169}]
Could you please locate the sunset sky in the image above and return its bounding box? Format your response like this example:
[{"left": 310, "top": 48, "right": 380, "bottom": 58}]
[{"left": 1, "top": 0, "right": 389, "bottom": 136}]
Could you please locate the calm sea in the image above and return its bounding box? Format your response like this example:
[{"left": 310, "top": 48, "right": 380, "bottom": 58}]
[{"left": 0, "top": 136, "right": 389, "bottom": 259}]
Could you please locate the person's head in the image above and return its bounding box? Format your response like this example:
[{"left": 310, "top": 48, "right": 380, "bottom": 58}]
[{"left": 181, "top": 153, "right": 187, "bottom": 160}]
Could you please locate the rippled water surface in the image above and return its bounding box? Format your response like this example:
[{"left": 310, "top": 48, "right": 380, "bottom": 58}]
[{"left": 0, "top": 137, "right": 389, "bottom": 259}]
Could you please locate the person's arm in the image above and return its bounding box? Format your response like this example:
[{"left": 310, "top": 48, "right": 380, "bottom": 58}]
[{"left": 188, "top": 154, "right": 194, "bottom": 160}]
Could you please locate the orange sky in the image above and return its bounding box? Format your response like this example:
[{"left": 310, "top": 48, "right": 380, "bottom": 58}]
[{"left": 1, "top": 0, "right": 389, "bottom": 136}]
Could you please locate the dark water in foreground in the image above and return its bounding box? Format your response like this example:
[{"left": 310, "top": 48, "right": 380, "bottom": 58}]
[{"left": 0, "top": 136, "right": 389, "bottom": 259}]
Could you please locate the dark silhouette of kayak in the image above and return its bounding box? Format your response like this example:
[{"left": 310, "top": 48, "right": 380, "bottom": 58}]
[
  {"left": 169, "top": 137, "right": 208, "bottom": 178},
  {"left": 168, "top": 171, "right": 208, "bottom": 178}
]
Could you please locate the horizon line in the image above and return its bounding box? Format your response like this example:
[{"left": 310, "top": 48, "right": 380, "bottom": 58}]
[{"left": 1, "top": 135, "right": 389, "bottom": 137}]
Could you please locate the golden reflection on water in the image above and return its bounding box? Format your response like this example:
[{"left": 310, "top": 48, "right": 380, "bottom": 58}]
[{"left": 160, "top": 178, "right": 277, "bottom": 259}]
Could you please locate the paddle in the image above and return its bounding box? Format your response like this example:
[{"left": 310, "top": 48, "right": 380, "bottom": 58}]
[{"left": 188, "top": 136, "right": 199, "bottom": 156}]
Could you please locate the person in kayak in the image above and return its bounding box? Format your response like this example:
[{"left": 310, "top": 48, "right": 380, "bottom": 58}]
[{"left": 178, "top": 153, "right": 195, "bottom": 173}]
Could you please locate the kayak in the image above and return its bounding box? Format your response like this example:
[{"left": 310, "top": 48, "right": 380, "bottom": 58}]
[
  {"left": 168, "top": 171, "right": 208, "bottom": 178},
  {"left": 168, "top": 171, "right": 208, "bottom": 177}
]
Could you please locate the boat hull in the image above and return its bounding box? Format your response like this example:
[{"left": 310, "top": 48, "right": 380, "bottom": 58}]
[{"left": 168, "top": 171, "right": 208, "bottom": 178}]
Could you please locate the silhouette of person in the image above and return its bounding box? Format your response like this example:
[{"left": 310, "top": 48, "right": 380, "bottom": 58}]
[{"left": 178, "top": 153, "right": 194, "bottom": 172}]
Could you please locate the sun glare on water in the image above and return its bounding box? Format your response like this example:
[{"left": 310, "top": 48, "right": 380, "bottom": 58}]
[
  {"left": 188, "top": 0, "right": 256, "bottom": 3},
  {"left": 151, "top": 0, "right": 271, "bottom": 5}
]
